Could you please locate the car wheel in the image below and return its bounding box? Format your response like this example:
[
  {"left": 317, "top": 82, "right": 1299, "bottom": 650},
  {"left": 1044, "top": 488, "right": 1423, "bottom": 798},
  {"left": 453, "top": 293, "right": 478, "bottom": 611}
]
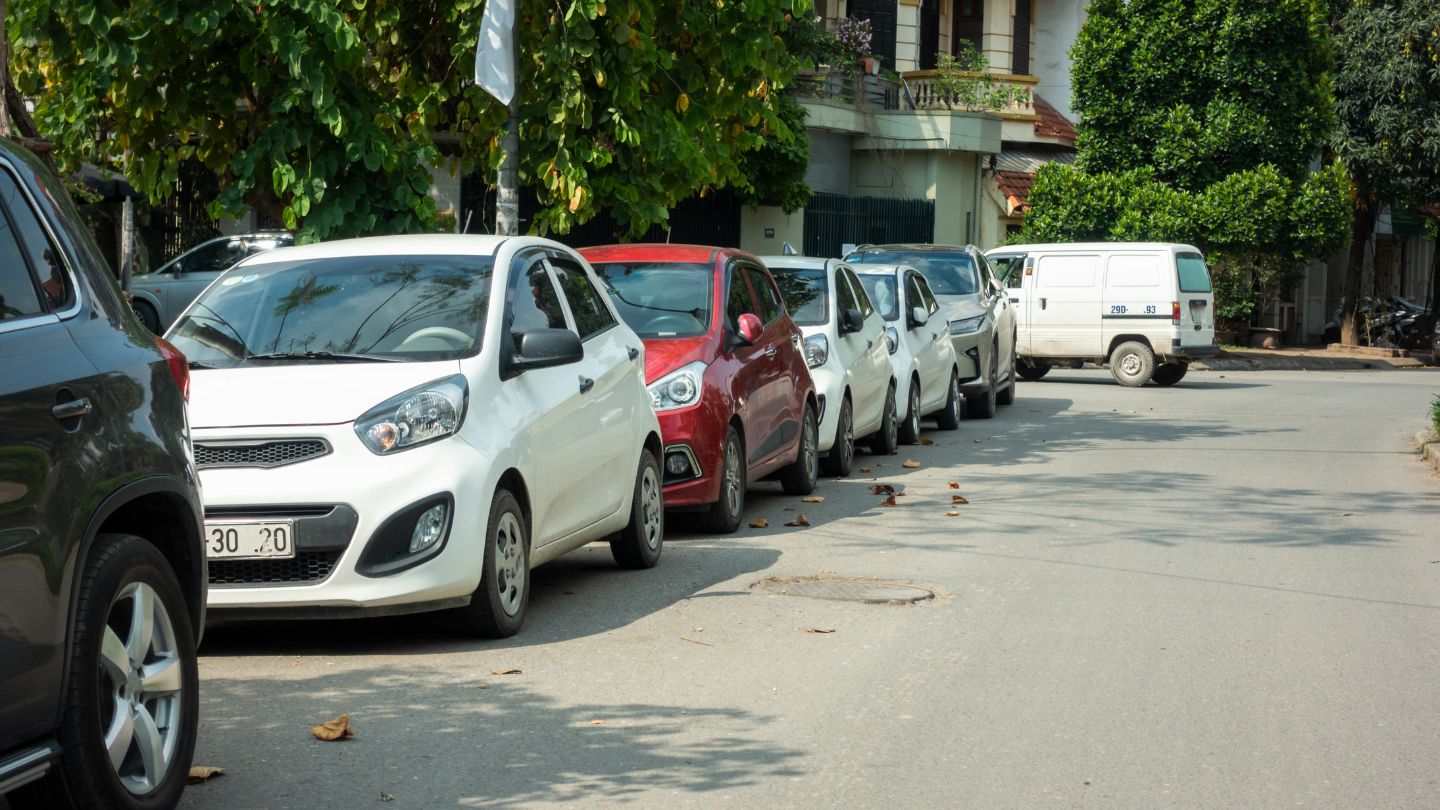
[
  {"left": 821, "top": 396, "right": 854, "bottom": 477},
  {"left": 997, "top": 343, "right": 1017, "bottom": 405},
  {"left": 966, "top": 346, "right": 998, "bottom": 419},
  {"left": 1110, "top": 341, "right": 1156, "bottom": 387},
  {"left": 13, "top": 534, "right": 198, "bottom": 810},
  {"left": 131, "top": 300, "right": 161, "bottom": 335},
  {"left": 779, "top": 404, "right": 819, "bottom": 495},
  {"left": 610, "top": 450, "right": 664, "bottom": 569},
  {"left": 453, "top": 488, "right": 529, "bottom": 638},
  {"left": 868, "top": 385, "right": 899, "bottom": 455},
  {"left": 898, "top": 380, "right": 921, "bottom": 445},
  {"left": 1016, "top": 358, "right": 1050, "bottom": 381},
  {"left": 936, "top": 370, "right": 962, "bottom": 430},
  {"left": 700, "top": 427, "right": 745, "bottom": 534},
  {"left": 1152, "top": 362, "right": 1188, "bottom": 386}
]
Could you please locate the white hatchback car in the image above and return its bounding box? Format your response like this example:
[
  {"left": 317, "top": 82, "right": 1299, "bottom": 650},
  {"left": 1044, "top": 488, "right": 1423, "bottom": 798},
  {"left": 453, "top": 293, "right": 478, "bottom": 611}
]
[
  {"left": 762, "top": 256, "right": 896, "bottom": 473},
  {"left": 165, "top": 235, "right": 665, "bottom": 638},
  {"left": 853, "top": 264, "right": 963, "bottom": 442}
]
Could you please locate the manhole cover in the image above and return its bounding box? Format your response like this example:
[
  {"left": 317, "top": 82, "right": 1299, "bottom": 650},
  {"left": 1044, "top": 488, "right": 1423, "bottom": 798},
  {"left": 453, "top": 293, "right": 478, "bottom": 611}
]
[{"left": 753, "top": 577, "right": 935, "bottom": 605}]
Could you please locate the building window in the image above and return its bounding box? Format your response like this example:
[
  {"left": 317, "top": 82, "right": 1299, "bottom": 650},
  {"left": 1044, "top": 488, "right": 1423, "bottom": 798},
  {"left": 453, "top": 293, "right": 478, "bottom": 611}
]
[
  {"left": 953, "top": 0, "right": 983, "bottom": 53},
  {"left": 1012, "top": 0, "right": 1032, "bottom": 74}
]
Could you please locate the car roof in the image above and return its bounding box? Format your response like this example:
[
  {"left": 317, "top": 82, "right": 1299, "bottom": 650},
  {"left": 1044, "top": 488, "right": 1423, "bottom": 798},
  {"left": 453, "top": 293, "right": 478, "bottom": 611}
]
[
  {"left": 849, "top": 243, "right": 974, "bottom": 254},
  {"left": 850, "top": 262, "right": 919, "bottom": 276},
  {"left": 241, "top": 234, "right": 515, "bottom": 265},
  {"left": 758, "top": 256, "right": 835, "bottom": 271},
  {"left": 985, "top": 242, "right": 1200, "bottom": 253},
  {"left": 578, "top": 243, "right": 726, "bottom": 265}
]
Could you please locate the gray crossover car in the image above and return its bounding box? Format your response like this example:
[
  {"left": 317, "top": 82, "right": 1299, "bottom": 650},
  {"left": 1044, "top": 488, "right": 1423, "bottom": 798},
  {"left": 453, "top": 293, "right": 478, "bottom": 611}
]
[{"left": 128, "top": 231, "right": 292, "bottom": 333}]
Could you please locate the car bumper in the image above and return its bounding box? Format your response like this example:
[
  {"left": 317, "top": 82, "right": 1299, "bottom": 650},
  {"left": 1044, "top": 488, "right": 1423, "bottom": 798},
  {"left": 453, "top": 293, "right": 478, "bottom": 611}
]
[
  {"left": 195, "top": 423, "right": 490, "bottom": 612},
  {"left": 1165, "top": 340, "right": 1218, "bottom": 359},
  {"left": 950, "top": 329, "right": 987, "bottom": 390},
  {"left": 654, "top": 408, "right": 725, "bottom": 508},
  {"left": 808, "top": 364, "right": 845, "bottom": 452}
]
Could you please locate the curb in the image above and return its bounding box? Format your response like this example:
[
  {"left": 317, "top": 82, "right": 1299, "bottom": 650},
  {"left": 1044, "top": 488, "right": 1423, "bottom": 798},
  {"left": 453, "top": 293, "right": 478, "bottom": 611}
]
[
  {"left": 1416, "top": 429, "right": 1440, "bottom": 474},
  {"left": 1192, "top": 351, "right": 1430, "bottom": 372}
]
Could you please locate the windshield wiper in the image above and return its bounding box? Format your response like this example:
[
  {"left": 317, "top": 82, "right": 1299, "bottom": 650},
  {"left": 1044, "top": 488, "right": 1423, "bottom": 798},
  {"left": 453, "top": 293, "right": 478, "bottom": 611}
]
[{"left": 245, "top": 351, "right": 400, "bottom": 363}]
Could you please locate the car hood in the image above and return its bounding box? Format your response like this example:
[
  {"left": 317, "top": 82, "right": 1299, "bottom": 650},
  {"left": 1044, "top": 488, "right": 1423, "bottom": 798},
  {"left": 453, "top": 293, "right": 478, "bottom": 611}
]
[
  {"left": 642, "top": 335, "right": 714, "bottom": 384},
  {"left": 189, "top": 361, "right": 464, "bottom": 429},
  {"left": 937, "top": 297, "right": 987, "bottom": 323}
]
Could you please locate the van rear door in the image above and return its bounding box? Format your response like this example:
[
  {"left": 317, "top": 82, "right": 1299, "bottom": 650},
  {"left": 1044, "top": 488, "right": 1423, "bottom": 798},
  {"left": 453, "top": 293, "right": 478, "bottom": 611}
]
[{"left": 1174, "top": 250, "right": 1215, "bottom": 349}]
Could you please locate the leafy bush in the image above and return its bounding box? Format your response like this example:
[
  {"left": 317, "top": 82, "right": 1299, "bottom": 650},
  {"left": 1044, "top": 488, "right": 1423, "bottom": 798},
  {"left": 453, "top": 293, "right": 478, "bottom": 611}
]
[
  {"left": 1432, "top": 394, "right": 1440, "bottom": 435},
  {"left": 928, "top": 43, "right": 1028, "bottom": 112}
]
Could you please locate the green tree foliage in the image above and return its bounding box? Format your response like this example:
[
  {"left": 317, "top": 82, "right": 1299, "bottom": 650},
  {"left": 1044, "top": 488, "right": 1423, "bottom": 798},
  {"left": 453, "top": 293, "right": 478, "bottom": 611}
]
[
  {"left": 11, "top": 0, "right": 811, "bottom": 242},
  {"left": 1330, "top": 0, "right": 1440, "bottom": 340},
  {"left": 1023, "top": 0, "right": 1350, "bottom": 323}
]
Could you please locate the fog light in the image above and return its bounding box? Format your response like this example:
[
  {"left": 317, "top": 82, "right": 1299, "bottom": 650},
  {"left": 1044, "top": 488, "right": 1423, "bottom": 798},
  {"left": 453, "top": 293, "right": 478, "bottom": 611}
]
[
  {"left": 665, "top": 451, "right": 692, "bottom": 477},
  {"left": 410, "top": 504, "right": 447, "bottom": 553}
]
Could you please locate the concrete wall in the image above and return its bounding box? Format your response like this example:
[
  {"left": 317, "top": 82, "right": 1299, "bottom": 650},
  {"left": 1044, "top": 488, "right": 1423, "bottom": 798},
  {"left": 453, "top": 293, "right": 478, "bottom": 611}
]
[
  {"left": 896, "top": 1, "right": 921, "bottom": 71},
  {"left": 739, "top": 205, "right": 806, "bottom": 256},
  {"left": 428, "top": 164, "right": 462, "bottom": 232},
  {"left": 1033, "top": 0, "right": 1086, "bottom": 119},
  {"left": 806, "top": 131, "right": 855, "bottom": 195}
]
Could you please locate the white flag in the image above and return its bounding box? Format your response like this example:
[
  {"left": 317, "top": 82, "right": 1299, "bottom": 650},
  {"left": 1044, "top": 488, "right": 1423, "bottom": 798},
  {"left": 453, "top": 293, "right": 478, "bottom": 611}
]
[{"left": 474, "top": 0, "right": 516, "bottom": 105}]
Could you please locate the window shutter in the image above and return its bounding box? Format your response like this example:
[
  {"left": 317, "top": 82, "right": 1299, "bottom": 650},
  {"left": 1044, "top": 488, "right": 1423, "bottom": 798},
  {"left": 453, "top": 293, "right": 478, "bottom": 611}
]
[{"left": 1011, "top": 0, "right": 1031, "bottom": 74}]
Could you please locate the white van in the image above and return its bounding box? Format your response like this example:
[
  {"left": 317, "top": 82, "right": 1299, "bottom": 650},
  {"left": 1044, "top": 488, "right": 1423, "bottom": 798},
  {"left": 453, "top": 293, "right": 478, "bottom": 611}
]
[{"left": 985, "top": 243, "right": 1216, "bottom": 387}]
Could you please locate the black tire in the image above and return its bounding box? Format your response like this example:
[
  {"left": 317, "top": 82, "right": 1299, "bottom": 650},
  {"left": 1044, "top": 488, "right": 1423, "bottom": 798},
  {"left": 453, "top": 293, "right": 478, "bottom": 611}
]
[
  {"left": 898, "top": 379, "right": 922, "bottom": 445},
  {"left": 935, "top": 370, "right": 962, "bottom": 430},
  {"left": 132, "top": 300, "right": 161, "bottom": 335},
  {"left": 868, "top": 384, "right": 899, "bottom": 455},
  {"left": 700, "top": 427, "right": 745, "bottom": 534},
  {"left": 966, "top": 346, "right": 999, "bottom": 419},
  {"left": 610, "top": 450, "right": 664, "bottom": 569},
  {"left": 1110, "top": 341, "right": 1156, "bottom": 387},
  {"left": 453, "top": 488, "right": 529, "bottom": 638},
  {"left": 1016, "top": 358, "right": 1050, "bottom": 381},
  {"left": 13, "top": 534, "right": 198, "bottom": 810},
  {"left": 821, "top": 396, "right": 854, "bottom": 477},
  {"left": 779, "top": 404, "right": 819, "bottom": 495},
  {"left": 997, "top": 343, "right": 1017, "bottom": 405},
  {"left": 1152, "top": 362, "right": 1188, "bottom": 386}
]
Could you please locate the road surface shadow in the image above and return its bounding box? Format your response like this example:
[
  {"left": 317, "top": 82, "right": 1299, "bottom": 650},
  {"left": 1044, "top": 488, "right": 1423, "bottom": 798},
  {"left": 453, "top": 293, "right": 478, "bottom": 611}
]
[{"left": 178, "top": 669, "right": 805, "bottom": 809}]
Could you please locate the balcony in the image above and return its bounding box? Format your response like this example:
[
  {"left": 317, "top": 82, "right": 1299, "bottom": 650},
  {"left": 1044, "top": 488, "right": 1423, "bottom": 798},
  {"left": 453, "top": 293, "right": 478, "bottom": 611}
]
[
  {"left": 788, "top": 68, "right": 1003, "bottom": 154},
  {"left": 900, "top": 70, "right": 1038, "bottom": 121}
]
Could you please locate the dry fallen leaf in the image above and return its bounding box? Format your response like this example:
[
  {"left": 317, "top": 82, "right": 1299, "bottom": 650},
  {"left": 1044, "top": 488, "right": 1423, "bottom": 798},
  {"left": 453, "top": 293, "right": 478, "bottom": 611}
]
[
  {"left": 784, "top": 513, "right": 811, "bottom": 527},
  {"left": 188, "top": 766, "right": 225, "bottom": 784},
  {"left": 802, "top": 627, "right": 836, "bottom": 634},
  {"left": 801, "top": 496, "right": 824, "bottom": 503},
  {"left": 902, "top": 459, "right": 921, "bottom": 468},
  {"left": 490, "top": 668, "right": 522, "bottom": 676},
  {"left": 858, "top": 467, "right": 871, "bottom": 473},
  {"left": 945, "top": 511, "right": 960, "bottom": 517},
  {"left": 589, "top": 719, "right": 607, "bottom": 725},
  {"left": 952, "top": 495, "right": 969, "bottom": 505},
  {"left": 871, "top": 483, "right": 896, "bottom": 495},
  {"left": 920, "top": 438, "right": 935, "bottom": 446},
  {"left": 948, "top": 481, "right": 960, "bottom": 489},
  {"left": 311, "top": 714, "right": 356, "bottom": 742},
  {"left": 749, "top": 517, "right": 768, "bottom": 528},
  {"left": 380, "top": 792, "right": 395, "bottom": 802},
  {"left": 973, "top": 438, "right": 984, "bottom": 444},
  {"left": 880, "top": 495, "right": 897, "bottom": 507}
]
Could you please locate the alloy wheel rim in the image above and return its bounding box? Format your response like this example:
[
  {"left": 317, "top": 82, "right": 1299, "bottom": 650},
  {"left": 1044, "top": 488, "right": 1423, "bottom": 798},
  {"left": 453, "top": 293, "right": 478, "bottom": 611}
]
[
  {"left": 495, "top": 512, "right": 526, "bottom": 616},
  {"left": 641, "top": 464, "right": 662, "bottom": 551},
  {"left": 886, "top": 394, "right": 897, "bottom": 445},
  {"left": 724, "top": 441, "right": 742, "bottom": 518},
  {"left": 952, "top": 375, "right": 962, "bottom": 420},
  {"left": 803, "top": 412, "right": 817, "bottom": 481},
  {"left": 909, "top": 388, "right": 920, "bottom": 435},
  {"left": 841, "top": 404, "right": 853, "bottom": 467},
  {"left": 101, "top": 581, "right": 184, "bottom": 796}
]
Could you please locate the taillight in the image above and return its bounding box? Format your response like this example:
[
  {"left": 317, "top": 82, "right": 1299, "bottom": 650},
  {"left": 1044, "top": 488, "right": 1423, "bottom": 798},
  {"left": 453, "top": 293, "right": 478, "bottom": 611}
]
[
  {"left": 153, "top": 336, "right": 190, "bottom": 402},
  {"left": 1172, "top": 301, "right": 1181, "bottom": 325}
]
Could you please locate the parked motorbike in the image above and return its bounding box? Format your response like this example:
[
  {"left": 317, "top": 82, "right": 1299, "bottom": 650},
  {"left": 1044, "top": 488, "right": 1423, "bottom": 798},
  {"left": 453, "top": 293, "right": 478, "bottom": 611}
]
[{"left": 1323, "top": 296, "right": 1436, "bottom": 353}]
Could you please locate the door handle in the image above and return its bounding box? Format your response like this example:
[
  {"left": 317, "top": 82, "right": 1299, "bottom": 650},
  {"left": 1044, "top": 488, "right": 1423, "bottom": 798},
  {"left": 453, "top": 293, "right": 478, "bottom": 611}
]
[
  {"left": 52, "top": 397, "right": 93, "bottom": 421},
  {"left": 1040, "top": 297, "right": 1047, "bottom": 310},
  {"left": 763, "top": 345, "right": 777, "bottom": 358},
  {"left": 627, "top": 346, "right": 639, "bottom": 361},
  {"left": 578, "top": 377, "right": 595, "bottom": 394}
]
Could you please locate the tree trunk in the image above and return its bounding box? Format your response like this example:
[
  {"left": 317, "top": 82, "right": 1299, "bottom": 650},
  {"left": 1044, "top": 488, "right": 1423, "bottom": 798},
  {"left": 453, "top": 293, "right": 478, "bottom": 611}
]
[{"left": 1339, "top": 201, "right": 1375, "bottom": 346}]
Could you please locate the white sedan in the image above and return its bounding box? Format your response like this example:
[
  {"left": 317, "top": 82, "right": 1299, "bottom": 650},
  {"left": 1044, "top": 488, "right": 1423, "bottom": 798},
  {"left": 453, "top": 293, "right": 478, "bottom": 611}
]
[
  {"left": 852, "top": 264, "right": 963, "bottom": 441},
  {"left": 166, "top": 234, "right": 665, "bottom": 638},
  {"left": 762, "top": 256, "right": 896, "bottom": 474}
]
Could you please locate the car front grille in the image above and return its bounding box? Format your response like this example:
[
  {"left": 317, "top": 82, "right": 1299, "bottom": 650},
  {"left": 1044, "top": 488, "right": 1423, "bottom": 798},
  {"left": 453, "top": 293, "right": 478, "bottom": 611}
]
[
  {"left": 208, "top": 550, "right": 343, "bottom": 586},
  {"left": 195, "top": 439, "right": 330, "bottom": 470}
]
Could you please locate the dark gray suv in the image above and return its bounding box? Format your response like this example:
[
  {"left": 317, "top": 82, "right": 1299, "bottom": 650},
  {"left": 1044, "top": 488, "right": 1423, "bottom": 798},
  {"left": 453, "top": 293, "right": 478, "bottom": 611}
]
[{"left": 0, "top": 140, "right": 205, "bottom": 808}]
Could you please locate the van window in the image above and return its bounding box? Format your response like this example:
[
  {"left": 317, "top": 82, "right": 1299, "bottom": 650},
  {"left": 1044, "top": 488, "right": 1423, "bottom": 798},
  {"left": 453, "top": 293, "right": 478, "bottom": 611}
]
[
  {"left": 990, "top": 254, "right": 1024, "bottom": 288},
  {"left": 1106, "top": 255, "right": 1161, "bottom": 288},
  {"left": 1176, "top": 252, "right": 1213, "bottom": 293},
  {"left": 1036, "top": 254, "right": 1099, "bottom": 288}
]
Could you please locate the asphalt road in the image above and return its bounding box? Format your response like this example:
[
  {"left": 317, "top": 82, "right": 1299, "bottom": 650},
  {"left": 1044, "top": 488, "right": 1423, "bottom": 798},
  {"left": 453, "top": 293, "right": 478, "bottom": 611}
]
[{"left": 174, "top": 368, "right": 1439, "bottom": 809}]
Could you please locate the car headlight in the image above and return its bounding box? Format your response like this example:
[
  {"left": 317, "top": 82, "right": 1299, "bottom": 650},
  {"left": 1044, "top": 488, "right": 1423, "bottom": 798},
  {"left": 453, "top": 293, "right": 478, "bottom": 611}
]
[
  {"left": 884, "top": 326, "right": 899, "bottom": 355},
  {"left": 355, "top": 375, "right": 468, "bottom": 454},
  {"left": 949, "top": 315, "right": 985, "bottom": 335},
  {"left": 648, "top": 360, "right": 706, "bottom": 412},
  {"left": 803, "top": 334, "right": 829, "bottom": 369}
]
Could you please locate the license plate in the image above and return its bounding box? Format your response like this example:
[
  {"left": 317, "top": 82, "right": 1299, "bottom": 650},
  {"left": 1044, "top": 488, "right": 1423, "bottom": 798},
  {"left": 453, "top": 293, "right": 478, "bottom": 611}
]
[{"left": 204, "top": 521, "right": 296, "bottom": 560}]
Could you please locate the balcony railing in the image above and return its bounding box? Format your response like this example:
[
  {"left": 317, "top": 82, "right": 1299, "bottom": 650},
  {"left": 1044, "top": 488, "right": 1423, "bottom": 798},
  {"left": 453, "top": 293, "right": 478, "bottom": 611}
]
[
  {"left": 791, "top": 69, "right": 904, "bottom": 111},
  {"left": 900, "top": 70, "right": 1038, "bottom": 117}
]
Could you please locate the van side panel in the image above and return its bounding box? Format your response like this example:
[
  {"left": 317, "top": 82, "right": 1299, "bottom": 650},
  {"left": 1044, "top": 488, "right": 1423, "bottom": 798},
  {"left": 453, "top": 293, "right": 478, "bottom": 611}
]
[
  {"left": 1101, "top": 252, "right": 1175, "bottom": 354},
  {"left": 1028, "top": 253, "right": 1103, "bottom": 357}
]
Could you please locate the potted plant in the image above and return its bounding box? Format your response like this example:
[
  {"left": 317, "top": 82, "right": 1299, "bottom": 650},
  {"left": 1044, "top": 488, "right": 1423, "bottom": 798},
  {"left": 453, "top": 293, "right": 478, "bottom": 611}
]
[{"left": 833, "top": 17, "right": 874, "bottom": 75}]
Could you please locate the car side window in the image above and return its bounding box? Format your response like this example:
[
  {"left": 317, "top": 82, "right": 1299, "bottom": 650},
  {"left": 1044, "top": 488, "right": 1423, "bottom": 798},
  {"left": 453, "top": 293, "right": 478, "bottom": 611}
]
[
  {"left": 546, "top": 255, "right": 616, "bottom": 341},
  {"left": 904, "top": 273, "right": 928, "bottom": 321},
  {"left": 0, "top": 170, "right": 70, "bottom": 313},
  {"left": 506, "top": 256, "right": 568, "bottom": 339},
  {"left": 725, "top": 265, "right": 757, "bottom": 330},
  {"left": 834, "top": 267, "right": 860, "bottom": 316},
  {"left": 186, "top": 239, "right": 245, "bottom": 275},
  {"left": 977, "top": 253, "right": 1002, "bottom": 293},
  {"left": 916, "top": 276, "right": 941, "bottom": 315},
  {"left": 842, "top": 267, "right": 873, "bottom": 318},
  {"left": 0, "top": 205, "right": 44, "bottom": 322},
  {"left": 745, "top": 266, "right": 783, "bottom": 324}
]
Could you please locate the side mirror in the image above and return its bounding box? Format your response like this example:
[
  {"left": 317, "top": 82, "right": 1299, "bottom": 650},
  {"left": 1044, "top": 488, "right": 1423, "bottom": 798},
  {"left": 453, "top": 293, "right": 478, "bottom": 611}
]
[
  {"left": 510, "top": 328, "right": 583, "bottom": 373},
  {"left": 736, "top": 313, "right": 763, "bottom": 345},
  {"left": 908, "top": 306, "right": 929, "bottom": 329},
  {"left": 839, "top": 308, "right": 864, "bottom": 335}
]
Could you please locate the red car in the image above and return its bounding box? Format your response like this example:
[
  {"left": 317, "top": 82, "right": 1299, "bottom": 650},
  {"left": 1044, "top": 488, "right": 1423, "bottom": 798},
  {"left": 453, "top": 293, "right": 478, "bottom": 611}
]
[{"left": 582, "top": 244, "right": 819, "bottom": 533}]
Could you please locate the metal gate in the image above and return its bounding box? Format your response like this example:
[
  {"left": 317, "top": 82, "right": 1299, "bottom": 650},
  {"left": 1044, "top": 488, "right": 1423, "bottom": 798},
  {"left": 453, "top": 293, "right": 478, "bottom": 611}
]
[{"left": 802, "top": 192, "right": 934, "bottom": 258}]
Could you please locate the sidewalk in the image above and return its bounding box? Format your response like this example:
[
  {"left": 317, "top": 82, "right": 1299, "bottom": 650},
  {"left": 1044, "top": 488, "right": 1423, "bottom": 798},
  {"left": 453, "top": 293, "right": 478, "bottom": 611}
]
[{"left": 1192, "top": 346, "right": 1432, "bottom": 371}]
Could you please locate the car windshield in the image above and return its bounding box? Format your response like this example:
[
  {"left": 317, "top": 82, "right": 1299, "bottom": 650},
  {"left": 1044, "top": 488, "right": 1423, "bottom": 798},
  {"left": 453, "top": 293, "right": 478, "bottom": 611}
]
[
  {"left": 857, "top": 274, "right": 900, "bottom": 321},
  {"left": 591, "top": 262, "right": 713, "bottom": 338},
  {"left": 847, "top": 250, "right": 979, "bottom": 296},
  {"left": 767, "top": 267, "right": 828, "bottom": 326},
  {"left": 167, "top": 254, "right": 492, "bottom": 368}
]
